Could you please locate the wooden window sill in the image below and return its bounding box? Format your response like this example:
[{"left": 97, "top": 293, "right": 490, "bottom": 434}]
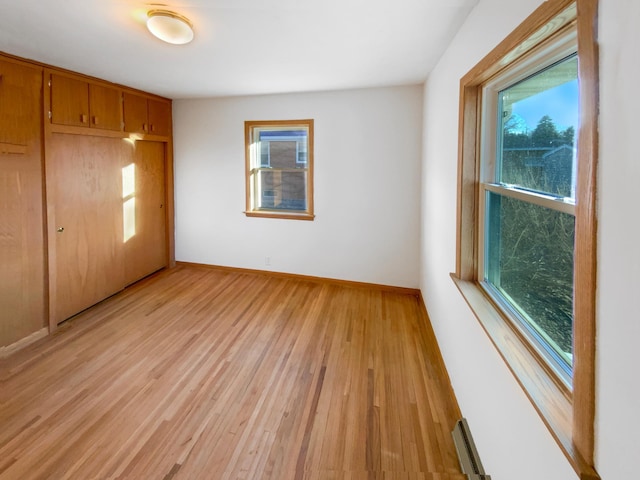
[
  {"left": 244, "top": 210, "right": 315, "bottom": 221},
  {"left": 450, "top": 274, "right": 599, "bottom": 480}
]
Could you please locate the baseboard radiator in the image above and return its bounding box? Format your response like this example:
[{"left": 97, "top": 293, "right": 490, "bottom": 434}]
[{"left": 452, "top": 418, "right": 492, "bottom": 480}]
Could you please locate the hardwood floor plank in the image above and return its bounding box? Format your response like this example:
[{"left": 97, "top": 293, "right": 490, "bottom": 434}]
[{"left": 0, "top": 265, "right": 464, "bottom": 479}]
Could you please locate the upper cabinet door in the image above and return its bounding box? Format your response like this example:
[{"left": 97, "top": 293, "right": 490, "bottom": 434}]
[
  {"left": 148, "top": 99, "right": 171, "bottom": 136},
  {"left": 89, "top": 83, "right": 122, "bottom": 131},
  {"left": 123, "top": 93, "right": 171, "bottom": 137},
  {"left": 51, "top": 74, "right": 122, "bottom": 131},
  {"left": 50, "top": 74, "right": 90, "bottom": 127},
  {"left": 123, "top": 92, "right": 149, "bottom": 134},
  {"left": 0, "top": 59, "right": 42, "bottom": 146}
]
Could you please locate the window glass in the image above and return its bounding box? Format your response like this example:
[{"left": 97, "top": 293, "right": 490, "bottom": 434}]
[
  {"left": 484, "top": 191, "right": 575, "bottom": 371},
  {"left": 497, "top": 54, "right": 578, "bottom": 199},
  {"left": 256, "top": 169, "right": 307, "bottom": 210}
]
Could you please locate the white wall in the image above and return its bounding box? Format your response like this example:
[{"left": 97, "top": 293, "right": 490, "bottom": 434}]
[
  {"left": 421, "top": 0, "right": 640, "bottom": 479},
  {"left": 594, "top": 0, "right": 640, "bottom": 478},
  {"left": 173, "top": 86, "right": 423, "bottom": 288}
]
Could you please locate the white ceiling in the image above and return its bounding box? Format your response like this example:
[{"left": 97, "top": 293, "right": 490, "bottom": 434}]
[{"left": 0, "top": 0, "right": 478, "bottom": 99}]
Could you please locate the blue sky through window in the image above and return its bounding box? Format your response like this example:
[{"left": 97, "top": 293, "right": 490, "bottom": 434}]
[{"left": 511, "top": 80, "right": 579, "bottom": 133}]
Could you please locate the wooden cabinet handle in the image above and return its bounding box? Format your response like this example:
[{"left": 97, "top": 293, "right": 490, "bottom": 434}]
[
  {"left": 150, "top": 124, "right": 155, "bottom": 133},
  {"left": 81, "top": 114, "right": 88, "bottom": 124},
  {"left": 143, "top": 123, "right": 148, "bottom": 132},
  {"left": 93, "top": 116, "right": 99, "bottom": 126}
]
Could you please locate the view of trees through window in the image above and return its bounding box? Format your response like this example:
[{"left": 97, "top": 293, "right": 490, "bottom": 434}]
[{"left": 485, "top": 55, "right": 578, "bottom": 371}]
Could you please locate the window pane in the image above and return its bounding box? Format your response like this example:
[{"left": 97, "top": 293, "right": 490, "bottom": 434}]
[
  {"left": 498, "top": 55, "right": 578, "bottom": 199},
  {"left": 269, "top": 141, "right": 297, "bottom": 168},
  {"left": 485, "top": 191, "right": 574, "bottom": 370},
  {"left": 257, "top": 169, "right": 307, "bottom": 211}
]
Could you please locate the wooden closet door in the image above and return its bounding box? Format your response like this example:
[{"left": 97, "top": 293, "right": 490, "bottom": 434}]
[
  {"left": 123, "top": 141, "right": 167, "bottom": 285},
  {"left": 49, "top": 134, "right": 125, "bottom": 324},
  {"left": 0, "top": 59, "right": 45, "bottom": 347}
]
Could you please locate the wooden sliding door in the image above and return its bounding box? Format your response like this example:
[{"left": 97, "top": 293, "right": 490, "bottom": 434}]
[
  {"left": 48, "top": 134, "right": 126, "bottom": 324},
  {"left": 123, "top": 141, "right": 167, "bottom": 285}
]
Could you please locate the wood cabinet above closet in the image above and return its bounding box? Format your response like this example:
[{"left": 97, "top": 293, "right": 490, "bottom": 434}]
[
  {"left": 50, "top": 73, "right": 122, "bottom": 131},
  {"left": 123, "top": 92, "right": 171, "bottom": 136}
]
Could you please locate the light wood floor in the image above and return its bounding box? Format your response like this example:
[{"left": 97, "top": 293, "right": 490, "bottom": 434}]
[{"left": 0, "top": 265, "right": 465, "bottom": 480}]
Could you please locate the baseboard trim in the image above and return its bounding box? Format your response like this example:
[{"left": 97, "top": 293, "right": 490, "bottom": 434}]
[
  {"left": 175, "top": 261, "right": 420, "bottom": 296},
  {"left": 0, "top": 327, "right": 49, "bottom": 359}
]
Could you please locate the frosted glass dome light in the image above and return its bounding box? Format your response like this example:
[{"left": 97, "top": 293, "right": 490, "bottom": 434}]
[{"left": 147, "top": 10, "right": 194, "bottom": 45}]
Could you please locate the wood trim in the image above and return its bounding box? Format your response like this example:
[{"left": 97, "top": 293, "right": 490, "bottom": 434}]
[
  {"left": 459, "top": 0, "right": 576, "bottom": 86},
  {"left": 42, "top": 69, "right": 58, "bottom": 334},
  {"left": 455, "top": 84, "right": 479, "bottom": 280},
  {"left": 572, "top": 0, "right": 599, "bottom": 468},
  {"left": 244, "top": 211, "right": 315, "bottom": 221},
  {"left": 175, "top": 261, "right": 421, "bottom": 297},
  {"left": 49, "top": 123, "right": 127, "bottom": 138},
  {"left": 453, "top": 1, "right": 599, "bottom": 478},
  {"left": 307, "top": 118, "right": 315, "bottom": 218},
  {"left": 164, "top": 129, "right": 176, "bottom": 267},
  {"left": 244, "top": 120, "right": 252, "bottom": 214},
  {"left": 0, "top": 327, "right": 48, "bottom": 359}
]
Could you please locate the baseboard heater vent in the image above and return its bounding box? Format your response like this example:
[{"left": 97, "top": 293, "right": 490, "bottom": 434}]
[{"left": 452, "top": 418, "right": 491, "bottom": 480}]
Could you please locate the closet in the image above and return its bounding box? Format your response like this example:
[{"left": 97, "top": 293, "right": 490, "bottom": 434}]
[{"left": 0, "top": 51, "right": 174, "bottom": 349}]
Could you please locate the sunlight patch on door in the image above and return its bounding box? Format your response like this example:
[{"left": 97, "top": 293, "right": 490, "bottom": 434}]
[{"left": 122, "top": 163, "right": 136, "bottom": 242}]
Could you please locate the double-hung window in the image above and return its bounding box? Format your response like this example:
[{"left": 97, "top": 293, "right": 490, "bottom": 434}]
[
  {"left": 245, "top": 119, "right": 314, "bottom": 220},
  {"left": 480, "top": 33, "right": 579, "bottom": 384},
  {"left": 453, "top": 1, "right": 599, "bottom": 478}
]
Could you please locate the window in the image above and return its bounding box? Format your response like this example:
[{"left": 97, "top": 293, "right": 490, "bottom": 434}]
[
  {"left": 480, "top": 37, "right": 578, "bottom": 385},
  {"left": 245, "top": 119, "right": 314, "bottom": 220},
  {"left": 453, "top": 1, "right": 598, "bottom": 478}
]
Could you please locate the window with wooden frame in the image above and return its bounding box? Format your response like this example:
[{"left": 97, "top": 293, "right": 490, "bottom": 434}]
[
  {"left": 245, "top": 119, "right": 314, "bottom": 220},
  {"left": 452, "top": 1, "right": 599, "bottom": 478}
]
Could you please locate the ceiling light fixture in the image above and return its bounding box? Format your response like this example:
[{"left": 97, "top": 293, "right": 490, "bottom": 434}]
[{"left": 146, "top": 9, "right": 194, "bottom": 45}]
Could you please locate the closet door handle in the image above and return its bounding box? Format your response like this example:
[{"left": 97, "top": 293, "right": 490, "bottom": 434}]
[{"left": 57, "top": 227, "right": 65, "bottom": 233}]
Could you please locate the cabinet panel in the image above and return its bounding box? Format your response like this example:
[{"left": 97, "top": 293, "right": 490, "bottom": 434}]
[
  {"left": 51, "top": 74, "right": 90, "bottom": 127},
  {"left": 124, "top": 141, "right": 167, "bottom": 285},
  {"left": 89, "top": 83, "right": 122, "bottom": 131},
  {"left": 49, "top": 134, "right": 125, "bottom": 324},
  {"left": 1, "top": 60, "right": 42, "bottom": 146},
  {"left": 0, "top": 59, "right": 45, "bottom": 347},
  {"left": 123, "top": 92, "right": 148, "bottom": 134},
  {"left": 148, "top": 99, "right": 171, "bottom": 136}
]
